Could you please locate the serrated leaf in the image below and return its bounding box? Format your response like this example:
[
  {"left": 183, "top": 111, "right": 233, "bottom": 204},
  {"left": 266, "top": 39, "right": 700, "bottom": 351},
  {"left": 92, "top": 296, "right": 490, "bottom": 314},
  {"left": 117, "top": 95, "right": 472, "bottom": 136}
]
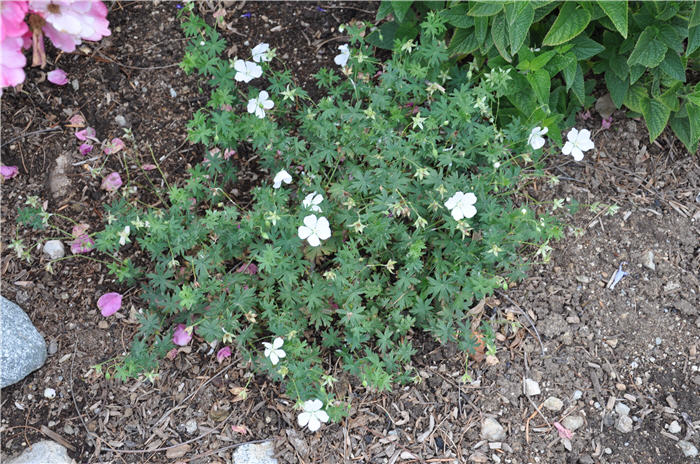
[
  {"left": 670, "top": 114, "right": 693, "bottom": 151},
  {"left": 474, "top": 16, "right": 488, "bottom": 44},
  {"left": 659, "top": 50, "right": 685, "bottom": 82},
  {"left": 604, "top": 70, "right": 628, "bottom": 108},
  {"left": 688, "top": 102, "right": 700, "bottom": 147},
  {"left": 571, "top": 63, "right": 585, "bottom": 105},
  {"left": 641, "top": 98, "right": 670, "bottom": 142},
  {"left": 440, "top": 4, "right": 474, "bottom": 28},
  {"left": 467, "top": 1, "right": 503, "bottom": 17},
  {"left": 627, "top": 27, "right": 666, "bottom": 68},
  {"left": 657, "top": 24, "right": 684, "bottom": 53},
  {"left": 657, "top": 83, "right": 681, "bottom": 112},
  {"left": 505, "top": 72, "right": 537, "bottom": 115},
  {"left": 691, "top": 1, "right": 700, "bottom": 28},
  {"left": 569, "top": 36, "right": 604, "bottom": 60},
  {"left": 688, "top": 25, "right": 700, "bottom": 56},
  {"left": 448, "top": 27, "right": 479, "bottom": 56},
  {"left": 608, "top": 54, "right": 629, "bottom": 81},
  {"left": 597, "top": 0, "right": 627, "bottom": 38},
  {"left": 542, "top": 2, "right": 591, "bottom": 46},
  {"left": 491, "top": 14, "right": 511, "bottom": 62},
  {"left": 528, "top": 50, "right": 557, "bottom": 71},
  {"left": 504, "top": 2, "right": 534, "bottom": 55},
  {"left": 623, "top": 84, "right": 648, "bottom": 114},
  {"left": 526, "top": 68, "right": 551, "bottom": 106},
  {"left": 391, "top": 0, "right": 414, "bottom": 23},
  {"left": 629, "top": 64, "right": 645, "bottom": 85},
  {"left": 559, "top": 53, "right": 578, "bottom": 91}
]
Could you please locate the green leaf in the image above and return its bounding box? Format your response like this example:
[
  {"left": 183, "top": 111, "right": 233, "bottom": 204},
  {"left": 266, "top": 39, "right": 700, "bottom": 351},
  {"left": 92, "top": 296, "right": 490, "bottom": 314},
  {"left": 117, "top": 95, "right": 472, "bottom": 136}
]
[
  {"left": 467, "top": 1, "right": 503, "bottom": 17},
  {"left": 627, "top": 27, "right": 667, "bottom": 68},
  {"left": 504, "top": 2, "right": 534, "bottom": 55},
  {"left": 670, "top": 113, "right": 694, "bottom": 151},
  {"left": 527, "top": 50, "right": 557, "bottom": 71},
  {"left": 657, "top": 82, "right": 681, "bottom": 112},
  {"left": 691, "top": 1, "right": 700, "bottom": 28},
  {"left": 558, "top": 53, "right": 578, "bottom": 91},
  {"left": 448, "top": 27, "right": 480, "bottom": 55},
  {"left": 440, "top": 4, "right": 474, "bottom": 28},
  {"left": 376, "top": 1, "right": 394, "bottom": 21},
  {"left": 505, "top": 72, "right": 537, "bottom": 115},
  {"left": 608, "top": 55, "right": 629, "bottom": 81},
  {"left": 474, "top": 16, "right": 489, "bottom": 44},
  {"left": 657, "top": 24, "right": 684, "bottom": 54},
  {"left": 629, "top": 64, "right": 645, "bottom": 85},
  {"left": 640, "top": 98, "right": 670, "bottom": 142},
  {"left": 542, "top": 2, "right": 592, "bottom": 46},
  {"left": 597, "top": 0, "right": 627, "bottom": 38},
  {"left": 391, "top": 0, "right": 414, "bottom": 23},
  {"left": 688, "top": 102, "right": 700, "bottom": 147},
  {"left": 491, "top": 14, "right": 512, "bottom": 62},
  {"left": 604, "top": 70, "right": 628, "bottom": 108},
  {"left": 569, "top": 36, "right": 605, "bottom": 60},
  {"left": 571, "top": 63, "right": 585, "bottom": 105},
  {"left": 687, "top": 25, "right": 700, "bottom": 56},
  {"left": 526, "top": 68, "right": 551, "bottom": 106},
  {"left": 659, "top": 50, "right": 686, "bottom": 82},
  {"left": 623, "top": 84, "right": 649, "bottom": 114}
]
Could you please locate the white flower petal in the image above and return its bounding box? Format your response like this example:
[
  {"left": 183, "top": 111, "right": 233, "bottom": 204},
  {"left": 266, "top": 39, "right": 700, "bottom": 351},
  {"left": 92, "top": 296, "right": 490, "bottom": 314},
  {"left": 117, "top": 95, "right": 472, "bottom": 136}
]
[
  {"left": 269, "top": 352, "right": 279, "bottom": 365},
  {"left": 460, "top": 204, "right": 477, "bottom": 219},
  {"left": 539, "top": 126, "right": 549, "bottom": 135},
  {"left": 303, "top": 214, "right": 318, "bottom": 229},
  {"left": 566, "top": 128, "right": 579, "bottom": 143},
  {"left": 307, "top": 415, "right": 321, "bottom": 432},
  {"left": 462, "top": 192, "right": 477, "bottom": 205},
  {"left": 306, "top": 234, "right": 321, "bottom": 247},
  {"left": 273, "top": 337, "right": 284, "bottom": 349},
  {"left": 276, "top": 349, "right": 286, "bottom": 360},
  {"left": 298, "top": 225, "right": 313, "bottom": 240},
  {"left": 316, "top": 410, "right": 329, "bottom": 423},
  {"left": 315, "top": 217, "right": 331, "bottom": 240},
  {"left": 562, "top": 141, "right": 573, "bottom": 156},
  {"left": 572, "top": 148, "right": 584, "bottom": 161},
  {"left": 298, "top": 412, "right": 310, "bottom": 427},
  {"left": 451, "top": 208, "right": 464, "bottom": 221}
]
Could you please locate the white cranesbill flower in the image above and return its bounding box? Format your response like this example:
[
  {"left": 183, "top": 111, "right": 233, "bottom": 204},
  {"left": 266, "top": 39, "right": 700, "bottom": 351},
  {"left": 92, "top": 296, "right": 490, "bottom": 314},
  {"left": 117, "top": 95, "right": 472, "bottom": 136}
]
[
  {"left": 234, "top": 59, "right": 262, "bottom": 83},
  {"left": 445, "top": 192, "right": 477, "bottom": 221},
  {"left": 302, "top": 192, "right": 323, "bottom": 212},
  {"left": 247, "top": 90, "right": 274, "bottom": 119},
  {"left": 251, "top": 42, "right": 271, "bottom": 63},
  {"left": 562, "top": 128, "right": 594, "bottom": 161},
  {"left": 262, "top": 337, "right": 286, "bottom": 365},
  {"left": 273, "top": 169, "right": 292, "bottom": 189},
  {"left": 334, "top": 44, "right": 350, "bottom": 67},
  {"left": 298, "top": 399, "right": 329, "bottom": 432},
  {"left": 298, "top": 214, "right": 331, "bottom": 247},
  {"left": 528, "top": 126, "right": 548, "bottom": 150},
  {"left": 118, "top": 226, "right": 131, "bottom": 246}
]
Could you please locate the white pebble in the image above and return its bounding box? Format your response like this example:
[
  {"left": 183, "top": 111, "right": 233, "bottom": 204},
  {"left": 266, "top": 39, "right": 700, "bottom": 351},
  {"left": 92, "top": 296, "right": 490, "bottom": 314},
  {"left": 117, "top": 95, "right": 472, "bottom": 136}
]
[
  {"left": 668, "top": 421, "right": 682, "bottom": 434},
  {"left": 44, "top": 388, "right": 56, "bottom": 399}
]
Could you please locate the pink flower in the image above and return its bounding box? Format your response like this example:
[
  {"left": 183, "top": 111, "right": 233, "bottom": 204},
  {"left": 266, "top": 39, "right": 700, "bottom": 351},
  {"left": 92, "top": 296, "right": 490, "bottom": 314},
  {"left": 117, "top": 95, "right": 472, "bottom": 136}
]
[
  {"left": 70, "top": 234, "right": 94, "bottom": 254},
  {"left": 68, "top": 113, "right": 85, "bottom": 127},
  {"left": 236, "top": 262, "right": 258, "bottom": 275},
  {"left": 601, "top": 116, "right": 613, "bottom": 130},
  {"left": 79, "top": 143, "right": 93, "bottom": 155},
  {"left": 71, "top": 223, "right": 89, "bottom": 237},
  {"left": 97, "top": 292, "right": 122, "bottom": 317},
  {"left": 173, "top": 324, "right": 192, "bottom": 346},
  {"left": 47, "top": 68, "right": 68, "bottom": 85},
  {"left": 553, "top": 421, "right": 573, "bottom": 440},
  {"left": 101, "top": 172, "right": 122, "bottom": 191},
  {"left": 0, "top": 36, "right": 27, "bottom": 90},
  {"left": 75, "top": 127, "right": 96, "bottom": 141},
  {"left": 141, "top": 164, "right": 156, "bottom": 171},
  {"left": 28, "top": 0, "right": 110, "bottom": 53},
  {"left": 104, "top": 137, "right": 125, "bottom": 155},
  {"left": 1, "top": 165, "right": 19, "bottom": 179},
  {"left": 216, "top": 346, "right": 232, "bottom": 363},
  {"left": 0, "top": 1, "right": 29, "bottom": 41},
  {"left": 223, "top": 148, "right": 235, "bottom": 160}
]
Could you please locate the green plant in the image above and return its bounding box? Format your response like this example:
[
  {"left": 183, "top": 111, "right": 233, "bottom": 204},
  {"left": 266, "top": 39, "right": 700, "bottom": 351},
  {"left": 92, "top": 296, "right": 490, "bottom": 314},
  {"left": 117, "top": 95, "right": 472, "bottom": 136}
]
[
  {"left": 92, "top": 5, "right": 561, "bottom": 423},
  {"left": 374, "top": 1, "right": 700, "bottom": 152}
]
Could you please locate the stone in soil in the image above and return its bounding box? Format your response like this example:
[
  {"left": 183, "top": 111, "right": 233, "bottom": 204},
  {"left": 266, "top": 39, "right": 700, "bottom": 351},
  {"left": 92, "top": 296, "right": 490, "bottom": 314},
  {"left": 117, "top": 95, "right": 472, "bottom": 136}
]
[
  {"left": 642, "top": 250, "right": 655, "bottom": 270},
  {"left": 667, "top": 421, "right": 681, "bottom": 434},
  {"left": 677, "top": 440, "right": 698, "bottom": 458},
  {"left": 0, "top": 297, "right": 47, "bottom": 388},
  {"left": 543, "top": 396, "right": 563, "bottom": 411},
  {"left": 233, "top": 441, "right": 277, "bottom": 464},
  {"left": 562, "top": 415, "right": 584, "bottom": 432},
  {"left": 614, "top": 402, "right": 630, "bottom": 416},
  {"left": 523, "top": 378, "right": 541, "bottom": 396},
  {"left": 480, "top": 417, "right": 506, "bottom": 441},
  {"left": 5, "top": 440, "right": 75, "bottom": 464},
  {"left": 48, "top": 154, "right": 71, "bottom": 199},
  {"left": 615, "top": 414, "right": 633, "bottom": 433},
  {"left": 42, "top": 240, "right": 65, "bottom": 259}
]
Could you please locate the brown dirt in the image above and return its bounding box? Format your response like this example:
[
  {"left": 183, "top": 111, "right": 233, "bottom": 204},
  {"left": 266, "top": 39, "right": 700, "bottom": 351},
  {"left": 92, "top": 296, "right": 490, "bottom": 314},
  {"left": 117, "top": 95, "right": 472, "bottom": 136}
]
[{"left": 1, "top": 2, "right": 699, "bottom": 463}]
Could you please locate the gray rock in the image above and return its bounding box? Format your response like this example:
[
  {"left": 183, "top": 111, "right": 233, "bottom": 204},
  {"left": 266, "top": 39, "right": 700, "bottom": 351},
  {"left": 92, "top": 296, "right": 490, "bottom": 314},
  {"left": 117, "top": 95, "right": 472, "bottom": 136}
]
[
  {"left": 480, "top": 417, "right": 506, "bottom": 441},
  {"left": 6, "top": 440, "right": 75, "bottom": 464},
  {"left": 543, "top": 396, "right": 563, "bottom": 411},
  {"left": 43, "top": 240, "right": 65, "bottom": 260},
  {"left": 48, "top": 154, "right": 71, "bottom": 199},
  {"left": 668, "top": 421, "right": 681, "bottom": 434},
  {"left": 233, "top": 441, "right": 277, "bottom": 464},
  {"left": 642, "top": 251, "right": 655, "bottom": 271},
  {"left": 1, "top": 297, "right": 47, "bottom": 388},
  {"left": 614, "top": 402, "right": 630, "bottom": 417},
  {"left": 615, "top": 415, "right": 633, "bottom": 433},
  {"left": 184, "top": 419, "right": 197, "bottom": 435},
  {"left": 562, "top": 415, "right": 584, "bottom": 432},
  {"left": 523, "top": 378, "right": 541, "bottom": 396},
  {"left": 677, "top": 440, "right": 698, "bottom": 458}
]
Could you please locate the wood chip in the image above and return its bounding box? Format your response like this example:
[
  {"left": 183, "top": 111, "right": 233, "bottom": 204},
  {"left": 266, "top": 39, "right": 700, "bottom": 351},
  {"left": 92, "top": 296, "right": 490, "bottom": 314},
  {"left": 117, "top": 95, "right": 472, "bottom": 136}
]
[{"left": 165, "top": 443, "right": 191, "bottom": 459}]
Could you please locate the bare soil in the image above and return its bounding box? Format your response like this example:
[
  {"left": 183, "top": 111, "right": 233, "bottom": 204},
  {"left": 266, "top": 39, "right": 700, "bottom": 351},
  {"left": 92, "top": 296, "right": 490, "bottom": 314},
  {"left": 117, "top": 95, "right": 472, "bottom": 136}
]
[{"left": 1, "top": 2, "right": 699, "bottom": 463}]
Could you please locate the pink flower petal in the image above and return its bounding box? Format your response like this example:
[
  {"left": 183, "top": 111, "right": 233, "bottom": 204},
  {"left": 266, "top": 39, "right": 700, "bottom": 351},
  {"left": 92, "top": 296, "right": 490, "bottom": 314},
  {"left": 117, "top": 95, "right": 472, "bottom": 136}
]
[
  {"left": 553, "top": 422, "right": 573, "bottom": 440},
  {"left": 141, "top": 164, "right": 157, "bottom": 171},
  {"left": 71, "top": 223, "right": 90, "bottom": 237},
  {"left": 98, "top": 292, "right": 122, "bottom": 317},
  {"left": 79, "top": 143, "right": 93, "bottom": 156},
  {"left": 216, "top": 346, "right": 232, "bottom": 363},
  {"left": 70, "top": 234, "right": 94, "bottom": 254},
  {"left": 166, "top": 348, "right": 178, "bottom": 360},
  {"left": 104, "top": 137, "right": 125, "bottom": 155},
  {"left": 236, "top": 263, "right": 258, "bottom": 275},
  {"left": 69, "top": 114, "right": 86, "bottom": 127},
  {"left": 75, "top": 127, "right": 96, "bottom": 141},
  {"left": 101, "top": 172, "right": 122, "bottom": 192},
  {"left": 1, "top": 165, "right": 19, "bottom": 180},
  {"left": 601, "top": 116, "right": 613, "bottom": 130},
  {"left": 231, "top": 425, "right": 248, "bottom": 434},
  {"left": 47, "top": 68, "right": 68, "bottom": 85},
  {"left": 223, "top": 149, "right": 235, "bottom": 160},
  {"left": 173, "top": 324, "right": 192, "bottom": 346}
]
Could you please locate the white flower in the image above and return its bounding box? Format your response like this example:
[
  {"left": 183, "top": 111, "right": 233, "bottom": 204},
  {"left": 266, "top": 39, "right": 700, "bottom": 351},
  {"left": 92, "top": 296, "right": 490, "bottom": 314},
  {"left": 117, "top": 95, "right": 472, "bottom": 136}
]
[
  {"left": 251, "top": 42, "right": 271, "bottom": 63},
  {"left": 273, "top": 169, "right": 292, "bottom": 189},
  {"left": 263, "top": 337, "right": 286, "bottom": 365},
  {"left": 302, "top": 192, "right": 323, "bottom": 212},
  {"left": 298, "top": 214, "right": 331, "bottom": 247},
  {"left": 118, "top": 226, "right": 131, "bottom": 246},
  {"left": 562, "top": 128, "right": 594, "bottom": 161},
  {"left": 247, "top": 90, "right": 274, "bottom": 119},
  {"left": 297, "top": 399, "right": 329, "bottom": 432},
  {"left": 444, "top": 192, "right": 477, "bottom": 221},
  {"left": 528, "top": 126, "right": 548, "bottom": 150},
  {"left": 234, "top": 59, "right": 263, "bottom": 83},
  {"left": 493, "top": 161, "right": 501, "bottom": 169},
  {"left": 334, "top": 44, "right": 350, "bottom": 67}
]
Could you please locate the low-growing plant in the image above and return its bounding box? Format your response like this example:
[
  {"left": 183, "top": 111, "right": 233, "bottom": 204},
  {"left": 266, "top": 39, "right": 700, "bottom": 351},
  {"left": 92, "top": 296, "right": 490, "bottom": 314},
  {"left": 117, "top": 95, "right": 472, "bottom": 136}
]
[
  {"left": 63, "top": 5, "right": 565, "bottom": 425},
  {"left": 373, "top": 1, "right": 700, "bottom": 152}
]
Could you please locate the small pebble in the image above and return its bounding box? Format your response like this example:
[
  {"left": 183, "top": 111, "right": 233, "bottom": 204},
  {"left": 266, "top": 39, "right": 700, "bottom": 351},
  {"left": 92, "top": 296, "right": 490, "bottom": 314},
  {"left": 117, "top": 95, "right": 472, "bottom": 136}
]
[
  {"left": 642, "top": 250, "right": 655, "bottom": 271},
  {"left": 115, "top": 115, "right": 128, "bottom": 127},
  {"left": 43, "top": 240, "right": 65, "bottom": 259},
  {"left": 615, "top": 383, "right": 626, "bottom": 391},
  {"left": 668, "top": 421, "right": 681, "bottom": 434},
  {"left": 523, "top": 378, "right": 541, "bottom": 396},
  {"left": 44, "top": 388, "right": 56, "bottom": 399},
  {"left": 615, "top": 402, "right": 630, "bottom": 416},
  {"left": 562, "top": 415, "right": 584, "bottom": 432},
  {"left": 573, "top": 390, "right": 583, "bottom": 400},
  {"left": 615, "top": 415, "right": 633, "bottom": 433},
  {"left": 655, "top": 337, "right": 662, "bottom": 345},
  {"left": 480, "top": 418, "right": 506, "bottom": 441},
  {"left": 678, "top": 440, "right": 698, "bottom": 458},
  {"left": 543, "top": 396, "right": 563, "bottom": 411},
  {"left": 184, "top": 419, "right": 197, "bottom": 435},
  {"left": 169, "top": 87, "right": 177, "bottom": 98}
]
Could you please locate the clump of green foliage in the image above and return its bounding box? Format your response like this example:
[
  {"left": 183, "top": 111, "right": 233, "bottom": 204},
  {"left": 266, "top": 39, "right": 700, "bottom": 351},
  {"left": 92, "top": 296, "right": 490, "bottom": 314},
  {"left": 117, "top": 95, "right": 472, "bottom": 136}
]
[
  {"left": 87, "top": 6, "right": 560, "bottom": 417},
  {"left": 374, "top": 1, "right": 700, "bottom": 152}
]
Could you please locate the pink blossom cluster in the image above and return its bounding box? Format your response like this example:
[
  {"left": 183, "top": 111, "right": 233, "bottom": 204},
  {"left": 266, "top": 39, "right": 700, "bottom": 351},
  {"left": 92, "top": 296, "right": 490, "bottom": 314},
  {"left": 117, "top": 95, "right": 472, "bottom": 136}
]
[{"left": 1, "top": 0, "right": 110, "bottom": 93}]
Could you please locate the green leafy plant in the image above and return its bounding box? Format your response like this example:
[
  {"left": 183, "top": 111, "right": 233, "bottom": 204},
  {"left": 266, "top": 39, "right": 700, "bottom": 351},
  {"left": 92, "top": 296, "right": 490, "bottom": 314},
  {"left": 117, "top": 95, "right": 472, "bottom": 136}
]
[
  {"left": 374, "top": 1, "right": 700, "bottom": 152},
  {"left": 91, "top": 5, "right": 561, "bottom": 424}
]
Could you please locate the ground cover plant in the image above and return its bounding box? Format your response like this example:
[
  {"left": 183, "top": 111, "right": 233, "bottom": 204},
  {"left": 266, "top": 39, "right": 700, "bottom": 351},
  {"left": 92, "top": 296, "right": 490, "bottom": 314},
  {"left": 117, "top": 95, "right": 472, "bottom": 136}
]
[{"left": 374, "top": 0, "right": 700, "bottom": 153}]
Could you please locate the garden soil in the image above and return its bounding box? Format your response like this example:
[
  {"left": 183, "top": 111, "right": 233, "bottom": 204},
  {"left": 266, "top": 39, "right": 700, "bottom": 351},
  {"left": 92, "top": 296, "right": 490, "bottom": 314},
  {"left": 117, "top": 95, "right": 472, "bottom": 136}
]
[{"left": 1, "top": 2, "right": 698, "bottom": 464}]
